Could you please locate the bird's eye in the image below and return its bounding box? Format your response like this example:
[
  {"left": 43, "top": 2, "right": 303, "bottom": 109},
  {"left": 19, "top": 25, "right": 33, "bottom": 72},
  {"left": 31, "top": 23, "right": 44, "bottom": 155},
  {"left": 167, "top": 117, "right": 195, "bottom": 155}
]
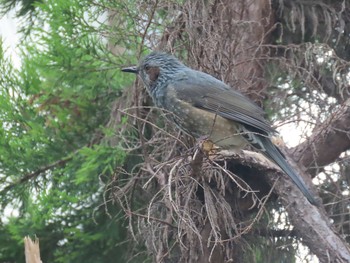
[{"left": 144, "top": 64, "right": 150, "bottom": 71}]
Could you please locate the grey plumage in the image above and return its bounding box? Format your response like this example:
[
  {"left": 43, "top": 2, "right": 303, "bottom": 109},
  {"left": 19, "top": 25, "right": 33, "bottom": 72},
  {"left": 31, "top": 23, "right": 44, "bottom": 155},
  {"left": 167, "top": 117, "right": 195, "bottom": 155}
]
[{"left": 122, "top": 51, "right": 318, "bottom": 205}]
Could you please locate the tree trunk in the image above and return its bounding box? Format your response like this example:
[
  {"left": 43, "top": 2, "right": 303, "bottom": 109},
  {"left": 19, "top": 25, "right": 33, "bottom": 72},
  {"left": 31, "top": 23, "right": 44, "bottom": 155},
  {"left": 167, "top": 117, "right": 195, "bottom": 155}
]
[{"left": 113, "top": 0, "right": 350, "bottom": 262}]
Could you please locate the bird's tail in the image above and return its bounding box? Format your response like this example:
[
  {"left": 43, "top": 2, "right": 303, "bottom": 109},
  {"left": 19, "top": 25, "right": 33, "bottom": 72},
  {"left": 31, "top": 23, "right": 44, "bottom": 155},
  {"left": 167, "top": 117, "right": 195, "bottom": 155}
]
[{"left": 259, "top": 136, "right": 318, "bottom": 205}]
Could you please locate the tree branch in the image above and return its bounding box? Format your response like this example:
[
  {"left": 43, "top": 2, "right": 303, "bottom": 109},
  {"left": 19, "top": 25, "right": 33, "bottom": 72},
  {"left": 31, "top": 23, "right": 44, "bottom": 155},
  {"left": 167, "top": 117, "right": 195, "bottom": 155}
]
[
  {"left": 1, "top": 156, "right": 72, "bottom": 194},
  {"left": 292, "top": 98, "right": 350, "bottom": 177},
  {"left": 217, "top": 149, "right": 350, "bottom": 262}
]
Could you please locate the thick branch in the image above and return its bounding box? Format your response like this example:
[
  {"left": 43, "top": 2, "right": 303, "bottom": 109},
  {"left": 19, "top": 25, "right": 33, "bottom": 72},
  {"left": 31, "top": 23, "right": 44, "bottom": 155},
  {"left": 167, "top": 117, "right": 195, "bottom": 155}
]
[
  {"left": 292, "top": 99, "right": 350, "bottom": 176},
  {"left": 217, "top": 150, "right": 350, "bottom": 262}
]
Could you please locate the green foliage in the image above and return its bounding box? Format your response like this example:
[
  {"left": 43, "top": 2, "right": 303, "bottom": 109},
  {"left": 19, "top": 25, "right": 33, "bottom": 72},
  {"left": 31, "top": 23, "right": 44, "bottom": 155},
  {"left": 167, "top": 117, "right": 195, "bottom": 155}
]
[
  {"left": 0, "top": 0, "right": 142, "bottom": 262},
  {"left": 0, "top": 0, "right": 38, "bottom": 17}
]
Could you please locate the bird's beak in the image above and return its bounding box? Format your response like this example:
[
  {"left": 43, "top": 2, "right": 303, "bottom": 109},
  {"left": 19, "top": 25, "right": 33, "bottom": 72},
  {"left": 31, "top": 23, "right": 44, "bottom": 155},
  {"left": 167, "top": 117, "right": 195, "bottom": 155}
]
[{"left": 121, "top": 66, "right": 138, "bottom": 74}]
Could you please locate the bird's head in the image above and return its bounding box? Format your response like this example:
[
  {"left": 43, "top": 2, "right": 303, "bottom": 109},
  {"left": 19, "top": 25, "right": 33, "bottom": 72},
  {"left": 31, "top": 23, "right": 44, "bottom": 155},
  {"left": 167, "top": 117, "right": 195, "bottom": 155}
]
[{"left": 122, "top": 52, "right": 185, "bottom": 91}]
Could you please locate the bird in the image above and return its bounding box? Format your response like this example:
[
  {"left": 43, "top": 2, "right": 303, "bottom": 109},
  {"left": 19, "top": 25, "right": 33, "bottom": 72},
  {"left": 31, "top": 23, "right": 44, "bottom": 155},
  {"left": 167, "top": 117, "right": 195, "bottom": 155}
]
[{"left": 122, "top": 51, "right": 318, "bottom": 205}]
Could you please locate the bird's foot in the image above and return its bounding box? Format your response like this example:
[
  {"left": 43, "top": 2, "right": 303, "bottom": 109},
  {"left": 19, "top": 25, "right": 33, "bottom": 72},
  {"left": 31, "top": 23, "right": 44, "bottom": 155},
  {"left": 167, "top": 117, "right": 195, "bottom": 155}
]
[
  {"left": 197, "top": 136, "right": 219, "bottom": 156},
  {"left": 191, "top": 137, "right": 218, "bottom": 176},
  {"left": 271, "top": 135, "right": 285, "bottom": 148}
]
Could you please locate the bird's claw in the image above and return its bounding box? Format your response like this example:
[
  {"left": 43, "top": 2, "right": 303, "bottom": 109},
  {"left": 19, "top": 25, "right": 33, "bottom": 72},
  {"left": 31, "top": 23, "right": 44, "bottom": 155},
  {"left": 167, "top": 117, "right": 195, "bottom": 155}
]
[{"left": 197, "top": 136, "right": 219, "bottom": 156}]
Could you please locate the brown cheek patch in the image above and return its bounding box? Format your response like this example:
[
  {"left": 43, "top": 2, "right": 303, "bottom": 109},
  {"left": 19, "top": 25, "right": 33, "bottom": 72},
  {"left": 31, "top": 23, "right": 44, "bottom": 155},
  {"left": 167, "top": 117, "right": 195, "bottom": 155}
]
[{"left": 146, "top": 67, "right": 160, "bottom": 82}]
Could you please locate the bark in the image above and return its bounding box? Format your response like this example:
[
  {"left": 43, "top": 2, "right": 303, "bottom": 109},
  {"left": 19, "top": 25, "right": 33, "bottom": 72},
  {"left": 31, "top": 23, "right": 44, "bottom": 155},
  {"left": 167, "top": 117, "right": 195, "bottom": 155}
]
[
  {"left": 24, "top": 237, "right": 42, "bottom": 263},
  {"left": 177, "top": 0, "right": 273, "bottom": 104},
  {"left": 218, "top": 150, "right": 350, "bottom": 263},
  {"left": 292, "top": 99, "right": 350, "bottom": 177}
]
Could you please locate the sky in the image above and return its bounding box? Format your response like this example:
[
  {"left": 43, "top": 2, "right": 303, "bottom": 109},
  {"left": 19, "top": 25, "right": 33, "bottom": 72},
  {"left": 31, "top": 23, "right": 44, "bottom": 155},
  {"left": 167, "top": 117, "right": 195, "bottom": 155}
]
[{"left": 0, "top": 9, "right": 21, "bottom": 68}]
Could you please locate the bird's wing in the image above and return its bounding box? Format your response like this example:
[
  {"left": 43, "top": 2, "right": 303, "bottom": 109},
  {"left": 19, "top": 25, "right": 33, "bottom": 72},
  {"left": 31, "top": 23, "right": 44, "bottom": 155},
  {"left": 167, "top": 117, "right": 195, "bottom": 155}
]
[
  {"left": 171, "top": 75, "right": 318, "bottom": 205},
  {"left": 172, "top": 74, "right": 275, "bottom": 134}
]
